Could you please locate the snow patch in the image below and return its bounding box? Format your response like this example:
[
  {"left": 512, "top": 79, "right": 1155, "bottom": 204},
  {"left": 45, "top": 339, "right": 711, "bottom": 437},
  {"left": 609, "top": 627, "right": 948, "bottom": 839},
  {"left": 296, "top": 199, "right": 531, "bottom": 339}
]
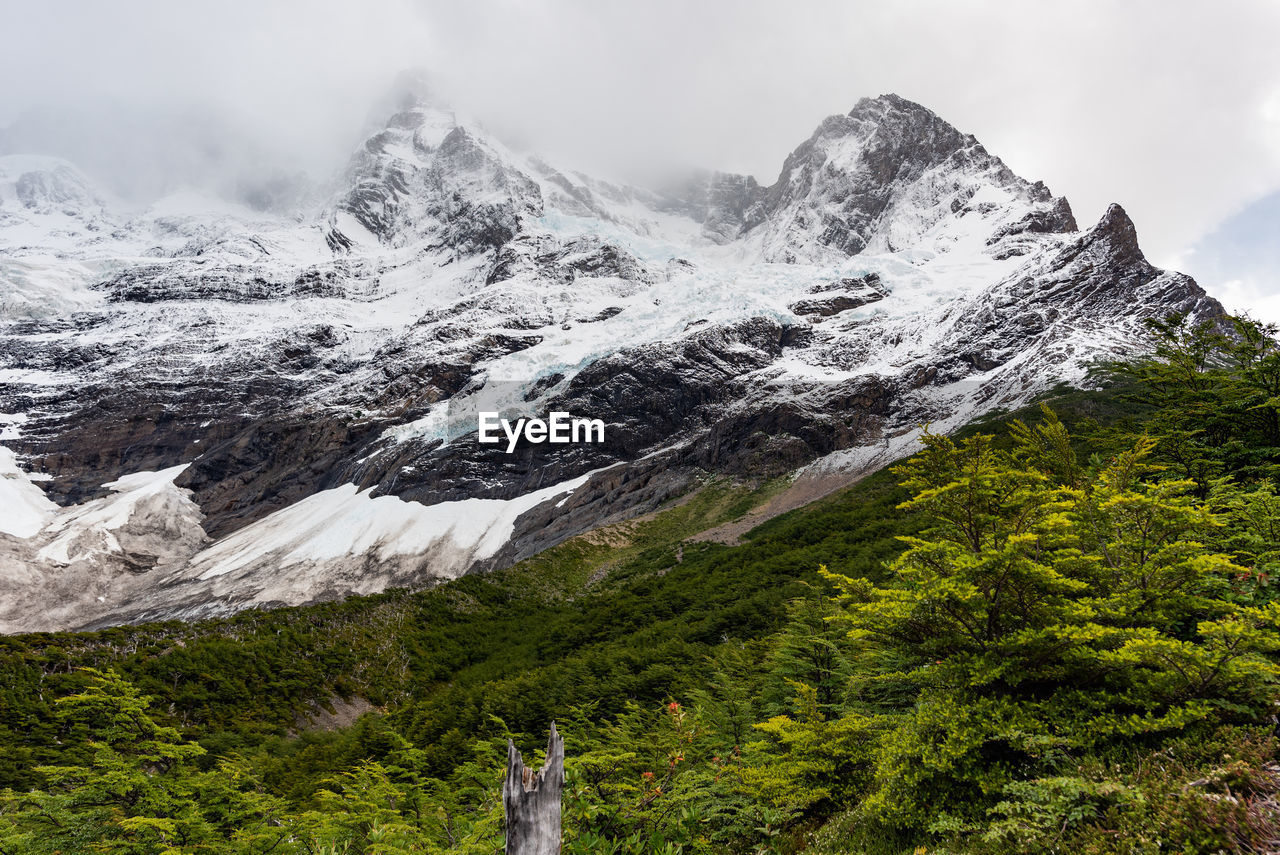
[
  {"left": 0, "top": 446, "right": 57, "bottom": 538},
  {"left": 0, "top": 413, "right": 28, "bottom": 441},
  {"left": 189, "top": 470, "right": 596, "bottom": 581}
]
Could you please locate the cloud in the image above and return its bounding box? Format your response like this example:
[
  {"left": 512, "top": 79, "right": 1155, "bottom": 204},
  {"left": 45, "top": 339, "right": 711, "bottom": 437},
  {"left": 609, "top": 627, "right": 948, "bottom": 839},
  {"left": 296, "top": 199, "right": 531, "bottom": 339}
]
[
  {"left": 4, "top": 0, "right": 1280, "bottom": 267},
  {"left": 1171, "top": 188, "right": 1280, "bottom": 322},
  {"left": 0, "top": 0, "right": 436, "bottom": 195}
]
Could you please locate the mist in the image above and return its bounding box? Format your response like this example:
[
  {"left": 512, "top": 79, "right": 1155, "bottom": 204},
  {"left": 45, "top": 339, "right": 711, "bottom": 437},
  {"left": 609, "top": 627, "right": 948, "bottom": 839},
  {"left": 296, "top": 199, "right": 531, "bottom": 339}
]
[{"left": 4, "top": 0, "right": 1280, "bottom": 276}]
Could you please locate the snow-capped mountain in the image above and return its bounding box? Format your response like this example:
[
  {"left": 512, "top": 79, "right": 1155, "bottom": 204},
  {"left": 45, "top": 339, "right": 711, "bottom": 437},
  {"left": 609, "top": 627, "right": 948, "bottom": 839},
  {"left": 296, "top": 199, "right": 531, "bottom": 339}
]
[{"left": 0, "top": 93, "right": 1219, "bottom": 631}]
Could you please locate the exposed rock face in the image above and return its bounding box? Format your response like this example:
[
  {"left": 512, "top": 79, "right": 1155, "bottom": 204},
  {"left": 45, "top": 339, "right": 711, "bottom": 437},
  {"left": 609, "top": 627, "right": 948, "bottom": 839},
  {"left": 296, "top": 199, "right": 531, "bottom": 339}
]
[
  {"left": 0, "top": 93, "right": 1222, "bottom": 631},
  {"left": 791, "top": 274, "right": 888, "bottom": 317}
]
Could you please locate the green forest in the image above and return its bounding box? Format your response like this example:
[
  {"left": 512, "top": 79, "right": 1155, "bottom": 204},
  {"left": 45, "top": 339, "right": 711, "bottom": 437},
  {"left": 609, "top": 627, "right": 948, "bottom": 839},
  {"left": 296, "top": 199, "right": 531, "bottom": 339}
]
[{"left": 3, "top": 313, "right": 1280, "bottom": 854}]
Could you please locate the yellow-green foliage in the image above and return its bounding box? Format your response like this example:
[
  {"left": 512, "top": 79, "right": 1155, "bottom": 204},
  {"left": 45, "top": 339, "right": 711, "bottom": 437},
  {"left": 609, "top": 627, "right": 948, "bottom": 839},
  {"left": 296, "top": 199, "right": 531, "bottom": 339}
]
[{"left": 821, "top": 406, "right": 1280, "bottom": 846}]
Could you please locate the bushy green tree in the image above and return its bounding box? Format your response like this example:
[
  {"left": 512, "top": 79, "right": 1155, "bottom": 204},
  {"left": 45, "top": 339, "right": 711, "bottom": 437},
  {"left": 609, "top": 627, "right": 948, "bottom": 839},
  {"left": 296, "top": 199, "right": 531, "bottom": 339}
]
[
  {"left": 824, "top": 411, "right": 1280, "bottom": 838},
  {"left": 0, "top": 668, "right": 291, "bottom": 854}
]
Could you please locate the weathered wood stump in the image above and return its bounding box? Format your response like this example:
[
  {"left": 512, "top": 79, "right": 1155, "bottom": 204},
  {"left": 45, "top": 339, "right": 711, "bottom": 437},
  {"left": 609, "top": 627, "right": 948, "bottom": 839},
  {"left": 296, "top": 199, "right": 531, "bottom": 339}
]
[{"left": 504, "top": 722, "right": 564, "bottom": 855}]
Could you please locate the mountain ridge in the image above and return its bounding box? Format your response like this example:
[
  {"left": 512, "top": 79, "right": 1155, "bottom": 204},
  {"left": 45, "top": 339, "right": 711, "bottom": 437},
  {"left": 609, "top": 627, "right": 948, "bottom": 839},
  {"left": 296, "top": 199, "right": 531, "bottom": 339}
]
[{"left": 0, "top": 92, "right": 1222, "bottom": 631}]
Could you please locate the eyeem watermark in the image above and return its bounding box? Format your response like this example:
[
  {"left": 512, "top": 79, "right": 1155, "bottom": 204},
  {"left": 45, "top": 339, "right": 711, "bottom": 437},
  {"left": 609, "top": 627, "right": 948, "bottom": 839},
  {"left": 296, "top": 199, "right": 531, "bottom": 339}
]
[{"left": 478, "top": 411, "right": 605, "bottom": 453}]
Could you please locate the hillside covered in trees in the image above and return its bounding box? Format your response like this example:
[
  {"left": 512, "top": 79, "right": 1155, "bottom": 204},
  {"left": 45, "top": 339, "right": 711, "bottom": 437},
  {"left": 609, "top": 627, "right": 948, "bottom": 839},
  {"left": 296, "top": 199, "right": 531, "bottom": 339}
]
[{"left": 3, "top": 314, "right": 1280, "bottom": 854}]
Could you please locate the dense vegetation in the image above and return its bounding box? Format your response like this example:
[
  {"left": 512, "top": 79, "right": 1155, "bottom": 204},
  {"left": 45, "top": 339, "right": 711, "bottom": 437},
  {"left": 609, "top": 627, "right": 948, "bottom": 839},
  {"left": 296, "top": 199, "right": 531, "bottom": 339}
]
[{"left": 3, "top": 313, "right": 1280, "bottom": 853}]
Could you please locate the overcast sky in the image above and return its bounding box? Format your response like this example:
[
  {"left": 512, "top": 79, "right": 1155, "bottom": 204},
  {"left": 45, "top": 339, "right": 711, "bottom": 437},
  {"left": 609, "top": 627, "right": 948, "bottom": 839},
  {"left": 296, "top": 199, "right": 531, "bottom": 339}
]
[{"left": 4, "top": 1, "right": 1280, "bottom": 308}]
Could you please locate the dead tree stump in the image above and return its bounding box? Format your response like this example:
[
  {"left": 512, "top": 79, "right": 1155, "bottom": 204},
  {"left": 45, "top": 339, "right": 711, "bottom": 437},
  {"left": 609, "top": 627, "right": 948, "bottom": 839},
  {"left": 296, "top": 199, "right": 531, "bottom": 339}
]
[{"left": 504, "top": 722, "right": 564, "bottom": 855}]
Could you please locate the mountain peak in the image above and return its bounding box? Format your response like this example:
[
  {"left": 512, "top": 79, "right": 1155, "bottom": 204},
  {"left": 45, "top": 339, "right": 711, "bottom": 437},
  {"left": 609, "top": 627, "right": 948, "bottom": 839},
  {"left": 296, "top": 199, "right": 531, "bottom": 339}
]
[
  {"left": 849, "top": 93, "right": 940, "bottom": 119},
  {"left": 845, "top": 93, "right": 974, "bottom": 144},
  {"left": 1081, "top": 202, "right": 1147, "bottom": 266},
  {"left": 749, "top": 94, "right": 1067, "bottom": 261}
]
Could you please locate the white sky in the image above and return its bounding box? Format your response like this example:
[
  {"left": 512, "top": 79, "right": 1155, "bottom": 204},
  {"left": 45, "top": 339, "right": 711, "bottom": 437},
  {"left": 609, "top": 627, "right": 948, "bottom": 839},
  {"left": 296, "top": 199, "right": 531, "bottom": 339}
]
[{"left": 3, "top": 0, "right": 1280, "bottom": 299}]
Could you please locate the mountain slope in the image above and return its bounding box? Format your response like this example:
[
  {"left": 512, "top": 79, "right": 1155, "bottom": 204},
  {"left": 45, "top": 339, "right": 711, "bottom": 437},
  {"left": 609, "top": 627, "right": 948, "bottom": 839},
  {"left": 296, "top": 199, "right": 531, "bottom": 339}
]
[{"left": 0, "top": 93, "right": 1221, "bottom": 631}]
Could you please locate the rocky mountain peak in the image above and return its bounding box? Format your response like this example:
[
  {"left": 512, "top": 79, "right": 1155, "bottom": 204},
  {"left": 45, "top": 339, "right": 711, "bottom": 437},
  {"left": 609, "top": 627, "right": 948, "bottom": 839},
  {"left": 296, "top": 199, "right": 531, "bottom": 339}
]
[
  {"left": 329, "top": 91, "right": 548, "bottom": 251},
  {"left": 844, "top": 93, "right": 977, "bottom": 155},
  {"left": 1087, "top": 202, "right": 1147, "bottom": 264},
  {"left": 1036, "top": 202, "right": 1149, "bottom": 285},
  {"left": 745, "top": 93, "right": 1074, "bottom": 262}
]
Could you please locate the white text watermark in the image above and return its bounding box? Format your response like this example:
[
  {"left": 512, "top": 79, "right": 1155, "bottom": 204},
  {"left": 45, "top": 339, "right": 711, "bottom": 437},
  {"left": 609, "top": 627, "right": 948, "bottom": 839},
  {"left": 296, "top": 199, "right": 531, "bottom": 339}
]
[{"left": 477, "top": 411, "right": 605, "bottom": 453}]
